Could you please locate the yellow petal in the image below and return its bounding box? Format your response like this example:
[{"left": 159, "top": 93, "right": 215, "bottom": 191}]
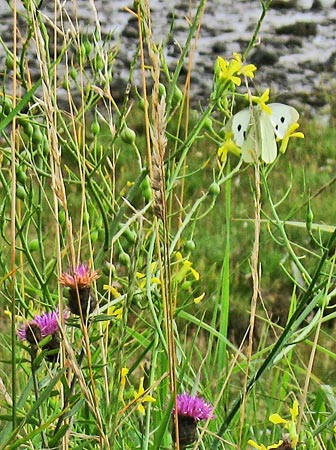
[
  {"left": 121, "top": 367, "right": 129, "bottom": 378},
  {"left": 269, "top": 413, "right": 287, "bottom": 424},
  {"left": 247, "top": 440, "right": 262, "bottom": 449},
  {"left": 290, "top": 400, "right": 299, "bottom": 420},
  {"left": 194, "top": 293, "right": 206, "bottom": 304}
]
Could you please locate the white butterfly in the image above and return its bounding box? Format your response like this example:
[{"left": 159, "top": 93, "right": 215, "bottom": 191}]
[{"left": 231, "top": 103, "right": 299, "bottom": 164}]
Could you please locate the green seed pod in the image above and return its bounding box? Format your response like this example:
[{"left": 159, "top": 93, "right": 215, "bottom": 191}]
[
  {"left": 90, "top": 230, "right": 99, "bottom": 243},
  {"left": 172, "top": 85, "right": 183, "bottom": 107},
  {"left": 58, "top": 209, "right": 66, "bottom": 226},
  {"left": 140, "top": 176, "right": 152, "bottom": 202},
  {"left": 16, "top": 185, "right": 27, "bottom": 200},
  {"left": 28, "top": 239, "right": 39, "bottom": 252},
  {"left": 70, "top": 67, "right": 77, "bottom": 81},
  {"left": 16, "top": 167, "right": 27, "bottom": 185},
  {"left": 2, "top": 97, "right": 13, "bottom": 115},
  {"left": 32, "top": 126, "right": 43, "bottom": 145},
  {"left": 184, "top": 239, "right": 196, "bottom": 252},
  {"left": 138, "top": 96, "right": 149, "bottom": 111},
  {"left": 62, "top": 77, "right": 69, "bottom": 90},
  {"left": 123, "top": 227, "right": 136, "bottom": 245},
  {"left": 209, "top": 182, "right": 220, "bottom": 196},
  {"left": 23, "top": 122, "right": 34, "bottom": 138},
  {"left": 94, "top": 54, "right": 104, "bottom": 71},
  {"left": 120, "top": 126, "right": 136, "bottom": 145},
  {"left": 84, "top": 40, "right": 92, "bottom": 57},
  {"left": 102, "top": 261, "right": 115, "bottom": 276},
  {"left": 5, "top": 54, "right": 14, "bottom": 70},
  {"left": 181, "top": 281, "right": 192, "bottom": 291},
  {"left": 203, "top": 117, "right": 214, "bottom": 132},
  {"left": 91, "top": 120, "right": 100, "bottom": 136},
  {"left": 119, "top": 251, "right": 130, "bottom": 267},
  {"left": 159, "top": 83, "right": 166, "bottom": 98}
]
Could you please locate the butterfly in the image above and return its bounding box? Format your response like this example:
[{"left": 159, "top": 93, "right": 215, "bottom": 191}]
[{"left": 231, "top": 103, "right": 299, "bottom": 164}]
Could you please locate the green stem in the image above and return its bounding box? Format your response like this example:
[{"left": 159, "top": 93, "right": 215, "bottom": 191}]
[{"left": 210, "top": 227, "right": 336, "bottom": 449}]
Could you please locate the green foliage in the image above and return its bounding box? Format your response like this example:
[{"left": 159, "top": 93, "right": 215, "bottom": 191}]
[{"left": 1, "top": 0, "right": 336, "bottom": 449}]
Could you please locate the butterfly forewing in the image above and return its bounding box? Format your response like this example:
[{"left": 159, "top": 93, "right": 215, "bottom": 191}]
[
  {"left": 260, "top": 111, "right": 277, "bottom": 164},
  {"left": 268, "top": 103, "right": 299, "bottom": 139},
  {"left": 232, "top": 109, "right": 251, "bottom": 147}
]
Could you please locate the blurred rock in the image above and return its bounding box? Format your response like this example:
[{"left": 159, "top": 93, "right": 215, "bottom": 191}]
[{"left": 276, "top": 21, "right": 317, "bottom": 36}]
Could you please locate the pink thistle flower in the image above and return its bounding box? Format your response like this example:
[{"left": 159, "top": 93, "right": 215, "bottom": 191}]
[
  {"left": 59, "top": 263, "right": 100, "bottom": 289},
  {"left": 172, "top": 393, "right": 215, "bottom": 448},
  {"left": 17, "top": 309, "right": 62, "bottom": 343},
  {"left": 17, "top": 309, "right": 67, "bottom": 362},
  {"left": 173, "top": 393, "right": 215, "bottom": 421},
  {"left": 60, "top": 263, "right": 99, "bottom": 317}
]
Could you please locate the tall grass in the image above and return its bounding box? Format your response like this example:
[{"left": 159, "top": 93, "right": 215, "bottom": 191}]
[{"left": 1, "top": 0, "right": 336, "bottom": 449}]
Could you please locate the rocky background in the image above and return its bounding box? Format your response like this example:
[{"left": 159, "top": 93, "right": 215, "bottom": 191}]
[{"left": 0, "top": 0, "right": 335, "bottom": 119}]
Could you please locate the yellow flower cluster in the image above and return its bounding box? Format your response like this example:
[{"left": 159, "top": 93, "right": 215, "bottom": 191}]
[
  {"left": 248, "top": 400, "right": 299, "bottom": 449},
  {"left": 216, "top": 53, "right": 257, "bottom": 86}
]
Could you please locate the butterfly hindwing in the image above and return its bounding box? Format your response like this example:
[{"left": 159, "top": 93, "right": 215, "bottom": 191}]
[
  {"left": 260, "top": 111, "right": 277, "bottom": 164},
  {"left": 232, "top": 108, "right": 251, "bottom": 147},
  {"left": 231, "top": 103, "right": 299, "bottom": 164},
  {"left": 268, "top": 103, "right": 299, "bottom": 139}
]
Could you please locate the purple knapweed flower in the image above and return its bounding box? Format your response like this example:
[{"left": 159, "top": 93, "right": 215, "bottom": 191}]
[
  {"left": 59, "top": 262, "right": 99, "bottom": 317},
  {"left": 17, "top": 309, "right": 61, "bottom": 343},
  {"left": 59, "top": 263, "right": 100, "bottom": 289},
  {"left": 173, "top": 393, "right": 215, "bottom": 421},
  {"left": 172, "top": 393, "right": 215, "bottom": 447},
  {"left": 17, "top": 309, "right": 66, "bottom": 362}
]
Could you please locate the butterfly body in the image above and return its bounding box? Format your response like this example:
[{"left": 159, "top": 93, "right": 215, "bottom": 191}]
[{"left": 231, "top": 103, "right": 299, "bottom": 163}]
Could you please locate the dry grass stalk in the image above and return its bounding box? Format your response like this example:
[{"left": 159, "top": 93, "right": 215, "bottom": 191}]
[{"left": 150, "top": 94, "right": 168, "bottom": 220}]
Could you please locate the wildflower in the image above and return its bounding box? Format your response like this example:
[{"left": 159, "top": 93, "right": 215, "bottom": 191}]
[
  {"left": 233, "top": 53, "right": 257, "bottom": 79},
  {"left": 278, "top": 123, "right": 304, "bottom": 154},
  {"left": 103, "top": 284, "right": 123, "bottom": 320},
  {"left": 119, "top": 367, "right": 129, "bottom": 404},
  {"left": 59, "top": 262, "right": 100, "bottom": 288},
  {"left": 217, "top": 130, "right": 242, "bottom": 165},
  {"left": 133, "top": 377, "right": 156, "bottom": 415},
  {"left": 244, "top": 88, "right": 272, "bottom": 114},
  {"left": 248, "top": 440, "right": 284, "bottom": 450},
  {"left": 17, "top": 309, "right": 64, "bottom": 362},
  {"left": 174, "top": 252, "right": 200, "bottom": 283},
  {"left": 136, "top": 262, "right": 161, "bottom": 290},
  {"left": 172, "top": 393, "right": 215, "bottom": 447},
  {"left": 60, "top": 263, "right": 100, "bottom": 318},
  {"left": 269, "top": 400, "right": 299, "bottom": 448},
  {"left": 194, "top": 293, "right": 206, "bottom": 304},
  {"left": 216, "top": 56, "right": 242, "bottom": 86}
]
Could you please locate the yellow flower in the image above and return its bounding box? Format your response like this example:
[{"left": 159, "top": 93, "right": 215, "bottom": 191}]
[
  {"left": 269, "top": 400, "right": 299, "bottom": 448},
  {"left": 245, "top": 89, "right": 272, "bottom": 114},
  {"left": 248, "top": 439, "right": 283, "bottom": 450},
  {"left": 119, "top": 367, "right": 129, "bottom": 404},
  {"left": 217, "top": 130, "right": 242, "bottom": 165},
  {"left": 133, "top": 377, "right": 156, "bottom": 415},
  {"left": 216, "top": 56, "right": 241, "bottom": 86},
  {"left": 136, "top": 262, "right": 161, "bottom": 289},
  {"left": 233, "top": 53, "right": 257, "bottom": 79},
  {"left": 174, "top": 252, "right": 200, "bottom": 283},
  {"left": 102, "top": 284, "right": 123, "bottom": 325},
  {"left": 194, "top": 293, "right": 206, "bottom": 304},
  {"left": 278, "top": 122, "right": 304, "bottom": 153}
]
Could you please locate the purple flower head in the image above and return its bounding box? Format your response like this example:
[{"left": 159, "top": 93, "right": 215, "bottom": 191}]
[
  {"left": 17, "top": 309, "right": 64, "bottom": 343},
  {"left": 173, "top": 393, "right": 215, "bottom": 421},
  {"left": 59, "top": 262, "right": 100, "bottom": 289}
]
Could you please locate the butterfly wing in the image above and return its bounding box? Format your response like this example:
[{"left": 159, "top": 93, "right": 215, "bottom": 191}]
[
  {"left": 268, "top": 103, "right": 299, "bottom": 139},
  {"left": 260, "top": 111, "right": 277, "bottom": 164},
  {"left": 241, "top": 126, "right": 257, "bottom": 163},
  {"left": 232, "top": 108, "right": 251, "bottom": 147}
]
